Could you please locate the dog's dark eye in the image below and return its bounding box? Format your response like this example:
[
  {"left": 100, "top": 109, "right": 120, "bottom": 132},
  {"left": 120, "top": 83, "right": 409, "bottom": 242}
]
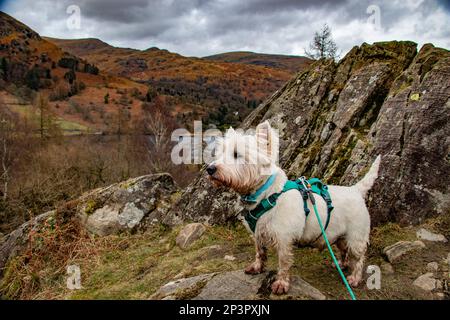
[{"left": 233, "top": 151, "right": 239, "bottom": 158}]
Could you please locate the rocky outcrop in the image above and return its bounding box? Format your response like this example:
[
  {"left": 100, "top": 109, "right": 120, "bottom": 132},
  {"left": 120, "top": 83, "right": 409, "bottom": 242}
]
[
  {"left": 77, "top": 173, "right": 179, "bottom": 236},
  {"left": 171, "top": 41, "right": 450, "bottom": 226},
  {"left": 153, "top": 270, "right": 326, "bottom": 300}
]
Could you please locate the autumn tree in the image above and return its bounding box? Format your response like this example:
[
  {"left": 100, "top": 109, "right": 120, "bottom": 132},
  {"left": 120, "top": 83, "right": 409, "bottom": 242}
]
[{"left": 305, "top": 24, "right": 338, "bottom": 60}]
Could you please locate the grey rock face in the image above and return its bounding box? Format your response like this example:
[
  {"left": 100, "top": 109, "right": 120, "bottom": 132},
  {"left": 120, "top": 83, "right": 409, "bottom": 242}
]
[
  {"left": 78, "top": 173, "right": 179, "bottom": 235},
  {"left": 170, "top": 41, "right": 450, "bottom": 226},
  {"left": 176, "top": 223, "right": 206, "bottom": 249},
  {"left": 153, "top": 270, "right": 326, "bottom": 300},
  {"left": 416, "top": 228, "right": 448, "bottom": 242},
  {"left": 383, "top": 240, "right": 426, "bottom": 263}
]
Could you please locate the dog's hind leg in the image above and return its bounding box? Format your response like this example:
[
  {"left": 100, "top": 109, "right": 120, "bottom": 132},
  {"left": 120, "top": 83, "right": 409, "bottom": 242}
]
[
  {"left": 346, "top": 239, "right": 367, "bottom": 287},
  {"left": 271, "top": 240, "right": 293, "bottom": 294},
  {"left": 245, "top": 238, "right": 267, "bottom": 274},
  {"left": 335, "top": 238, "right": 349, "bottom": 269}
]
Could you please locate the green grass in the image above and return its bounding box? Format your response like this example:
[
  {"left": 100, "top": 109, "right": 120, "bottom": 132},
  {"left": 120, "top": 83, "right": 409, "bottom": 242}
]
[
  {"left": 3, "top": 215, "right": 448, "bottom": 300},
  {"left": 7, "top": 104, "right": 89, "bottom": 135},
  {"left": 69, "top": 223, "right": 253, "bottom": 299}
]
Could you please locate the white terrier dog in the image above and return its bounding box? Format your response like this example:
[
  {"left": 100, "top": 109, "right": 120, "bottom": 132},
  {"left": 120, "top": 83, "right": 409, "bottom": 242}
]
[{"left": 207, "top": 121, "right": 381, "bottom": 295}]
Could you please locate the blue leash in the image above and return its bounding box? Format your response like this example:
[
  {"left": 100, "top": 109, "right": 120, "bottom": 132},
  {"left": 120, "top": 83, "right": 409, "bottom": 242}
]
[{"left": 300, "top": 178, "right": 357, "bottom": 300}]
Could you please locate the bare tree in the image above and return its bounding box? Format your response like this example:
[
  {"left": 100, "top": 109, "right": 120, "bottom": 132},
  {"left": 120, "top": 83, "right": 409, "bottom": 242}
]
[
  {"left": 305, "top": 24, "right": 339, "bottom": 60},
  {"left": 0, "top": 107, "right": 33, "bottom": 201},
  {"left": 139, "top": 96, "right": 177, "bottom": 173},
  {"left": 0, "top": 116, "right": 12, "bottom": 200},
  {"left": 33, "top": 93, "right": 61, "bottom": 140}
]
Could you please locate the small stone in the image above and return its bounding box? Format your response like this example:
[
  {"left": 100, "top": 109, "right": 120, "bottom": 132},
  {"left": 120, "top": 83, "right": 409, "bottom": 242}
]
[
  {"left": 426, "top": 262, "right": 439, "bottom": 272},
  {"left": 416, "top": 228, "right": 447, "bottom": 242},
  {"left": 224, "top": 255, "right": 236, "bottom": 261},
  {"left": 435, "top": 292, "right": 445, "bottom": 299},
  {"left": 199, "top": 245, "right": 223, "bottom": 258},
  {"left": 413, "top": 273, "right": 438, "bottom": 291},
  {"left": 176, "top": 223, "right": 206, "bottom": 249},
  {"left": 383, "top": 240, "right": 426, "bottom": 263},
  {"left": 381, "top": 262, "right": 394, "bottom": 274}
]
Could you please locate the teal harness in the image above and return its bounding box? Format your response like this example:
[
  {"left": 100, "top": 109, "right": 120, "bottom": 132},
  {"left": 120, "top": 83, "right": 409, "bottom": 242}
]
[
  {"left": 242, "top": 175, "right": 357, "bottom": 300},
  {"left": 243, "top": 176, "right": 334, "bottom": 233}
]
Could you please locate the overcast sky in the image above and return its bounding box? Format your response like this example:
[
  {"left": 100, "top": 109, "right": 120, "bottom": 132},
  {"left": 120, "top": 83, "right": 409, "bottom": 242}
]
[{"left": 2, "top": 0, "right": 449, "bottom": 57}]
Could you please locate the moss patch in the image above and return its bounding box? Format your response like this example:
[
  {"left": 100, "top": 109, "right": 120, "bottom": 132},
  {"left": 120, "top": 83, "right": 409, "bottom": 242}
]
[{"left": 84, "top": 199, "right": 101, "bottom": 215}]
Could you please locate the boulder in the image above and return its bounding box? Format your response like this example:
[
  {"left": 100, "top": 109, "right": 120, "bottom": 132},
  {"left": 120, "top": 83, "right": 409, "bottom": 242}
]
[
  {"left": 416, "top": 228, "right": 448, "bottom": 243},
  {"left": 170, "top": 41, "right": 450, "bottom": 227},
  {"left": 383, "top": 240, "right": 426, "bottom": 263},
  {"left": 176, "top": 223, "right": 206, "bottom": 249},
  {"left": 78, "top": 173, "right": 179, "bottom": 236},
  {"left": 1, "top": 173, "right": 179, "bottom": 278},
  {"left": 153, "top": 270, "right": 326, "bottom": 300}
]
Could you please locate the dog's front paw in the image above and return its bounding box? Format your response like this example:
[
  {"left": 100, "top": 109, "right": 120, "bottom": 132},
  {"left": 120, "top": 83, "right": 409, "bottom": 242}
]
[
  {"left": 346, "top": 275, "right": 361, "bottom": 287},
  {"left": 244, "top": 262, "right": 263, "bottom": 274},
  {"left": 271, "top": 279, "right": 289, "bottom": 295}
]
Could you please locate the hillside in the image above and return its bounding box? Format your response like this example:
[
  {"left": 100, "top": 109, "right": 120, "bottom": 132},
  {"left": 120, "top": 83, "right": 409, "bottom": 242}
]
[
  {"left": 0, "top": 11, "right": 150, "bottom": 134},
  {"left": 204, "top": 51, "right": 311, "bottom": 73},
  {"left": 45, "top": 37, "right": 312, "bottom": 128}
]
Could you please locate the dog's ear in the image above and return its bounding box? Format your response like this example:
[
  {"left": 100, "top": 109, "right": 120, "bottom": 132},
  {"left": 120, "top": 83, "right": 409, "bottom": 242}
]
[
  {"left": 225, "top": 127, "right": 235, "bottom": 137},
  {"left": 256, "top": 121, "right": 274, "bottom": 157}
]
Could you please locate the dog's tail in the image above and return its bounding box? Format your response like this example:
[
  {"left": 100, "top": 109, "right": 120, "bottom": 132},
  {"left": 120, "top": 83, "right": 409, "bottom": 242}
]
[{"left": 354, "top": 155, "right": 381, "bottom": 198}]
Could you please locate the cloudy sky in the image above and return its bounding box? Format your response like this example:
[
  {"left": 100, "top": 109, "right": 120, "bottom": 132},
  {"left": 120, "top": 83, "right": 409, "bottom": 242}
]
[{"left": 1, "top": 0, "right": 449, "bottom": 57}]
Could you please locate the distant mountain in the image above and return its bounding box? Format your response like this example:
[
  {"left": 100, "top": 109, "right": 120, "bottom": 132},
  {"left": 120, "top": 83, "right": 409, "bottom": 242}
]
[
  {"left": 45, "top": 37, "right": 312, "bottom": 128},
  {"left": 204, "top": 51, "right": 312, "bottom": 74}
]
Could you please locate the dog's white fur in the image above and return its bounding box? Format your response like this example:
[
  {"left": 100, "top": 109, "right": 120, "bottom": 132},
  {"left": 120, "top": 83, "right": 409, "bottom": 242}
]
[{"left": 208, "top": 121, "right": 381, "bottom": 294}]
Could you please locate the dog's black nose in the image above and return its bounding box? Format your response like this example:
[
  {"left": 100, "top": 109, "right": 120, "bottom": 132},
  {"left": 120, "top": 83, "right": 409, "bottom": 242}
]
[{"left": 206, "top": 165, "right": 217, "bottom": 175}]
